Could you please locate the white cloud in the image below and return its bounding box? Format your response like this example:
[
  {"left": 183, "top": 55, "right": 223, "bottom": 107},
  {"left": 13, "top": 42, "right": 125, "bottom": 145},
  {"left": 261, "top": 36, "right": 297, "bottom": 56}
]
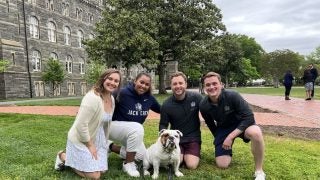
[{"left": 214, "top": 0, "right": 320, "bottom": 55}]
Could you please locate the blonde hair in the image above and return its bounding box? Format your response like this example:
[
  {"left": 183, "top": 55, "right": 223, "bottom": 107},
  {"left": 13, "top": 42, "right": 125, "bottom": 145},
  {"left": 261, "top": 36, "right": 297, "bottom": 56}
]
[{"left": 170, "top": 71, "right": 187, "bottom": 82}]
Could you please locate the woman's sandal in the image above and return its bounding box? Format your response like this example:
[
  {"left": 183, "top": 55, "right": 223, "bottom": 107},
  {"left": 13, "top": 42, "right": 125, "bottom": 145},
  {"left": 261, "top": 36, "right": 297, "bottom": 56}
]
[{"left": 54, "top": 150, "right": 66, "bottom": 171}]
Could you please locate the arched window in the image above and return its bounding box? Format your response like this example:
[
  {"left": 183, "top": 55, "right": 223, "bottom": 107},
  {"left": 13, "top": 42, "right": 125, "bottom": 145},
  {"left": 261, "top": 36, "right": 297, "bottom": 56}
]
[
  {"left": 46, "top": 0, "right": 54, "bottom": 11},
  {"left": 32, "top": 50, "right": 41, "bottom": 71},
  {"left": 48, "top": 21, "right": 56, "bottom": 42},
  {"left": 89, "top": 33, "right": 94, "bottom": 40},
  {"left": 64, "top": 26, "right": 71, "bottom": 45},
  {"left": 79, "top": 58, "right": 85, "bottom": 74},
  {"left": 65, "top": 55, "right": 73, "bottom": 73},
  {"left": 29, "top": 16, "right": 39, "bottom": 39},
  {"left": 62, "top": 3, "right": 69, "bottom": 16},
  {"left": 77, "top": 30, "right": 84, "bottom": 48},
  {"left": 50, "top": 52, "right": 58, "bottom": 60}
]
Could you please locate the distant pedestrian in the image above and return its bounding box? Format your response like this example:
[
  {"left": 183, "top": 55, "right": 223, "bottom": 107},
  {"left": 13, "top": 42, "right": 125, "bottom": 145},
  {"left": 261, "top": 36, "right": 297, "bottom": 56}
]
[
  {"left": 309, "top": 63, "right": 318, "bottom": 98},
  {"left": 283, "top": 70, "right": 294, "bottom": 100},
  {"left": 302, "top": 65, "right": 313, "bottom": 100}
]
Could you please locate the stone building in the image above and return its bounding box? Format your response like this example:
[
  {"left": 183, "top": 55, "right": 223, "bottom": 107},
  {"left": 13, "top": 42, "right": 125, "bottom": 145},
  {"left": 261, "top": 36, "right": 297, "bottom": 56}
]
[
  {"left": 0, "top": 0, "right": 104, "bottom": 99},
  {"left": 0, "top": 0, "right": 176, "bottom": 99}
]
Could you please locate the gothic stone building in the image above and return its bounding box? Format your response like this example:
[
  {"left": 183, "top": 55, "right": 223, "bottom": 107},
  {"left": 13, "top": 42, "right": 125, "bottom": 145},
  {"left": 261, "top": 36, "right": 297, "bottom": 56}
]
[{"left": 0, "top": 0, "right": 104, "bottom": 99}]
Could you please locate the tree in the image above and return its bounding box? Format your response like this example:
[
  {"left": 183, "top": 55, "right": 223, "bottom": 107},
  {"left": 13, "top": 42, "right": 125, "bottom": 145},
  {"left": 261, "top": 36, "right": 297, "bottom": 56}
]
[
  {"left": 306, "top": 46, "right": 320, "bottom": 64},
  {"left": 260, "top": 49, "right": 303, "bottom": 87},
  {"left": 0, "top": 59, "right": 10, "bottom": 72},
  {"left": 84, "top": 0, "right": 226, "bottom": 94},
  {"left": 84, "top": 61, "right": 106, "bottom": 84},
  {"left": 41, "top": 58, "right": 65, "bottom": 96}
]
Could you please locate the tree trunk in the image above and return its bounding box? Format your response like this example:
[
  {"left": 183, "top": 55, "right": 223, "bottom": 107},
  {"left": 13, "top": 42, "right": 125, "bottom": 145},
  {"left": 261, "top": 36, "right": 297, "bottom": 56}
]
[
  {"left": 158, "top": 61, "right": 167, "bottom": 94},
  {"left": 273, "top": 77, "right": 279, "bottom": 88}
]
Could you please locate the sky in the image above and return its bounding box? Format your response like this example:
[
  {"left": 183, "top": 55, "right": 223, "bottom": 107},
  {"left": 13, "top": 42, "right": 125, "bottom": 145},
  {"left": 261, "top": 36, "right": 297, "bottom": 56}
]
[{"left": 214, "top": 0, "right": 320, "bottom": 56}]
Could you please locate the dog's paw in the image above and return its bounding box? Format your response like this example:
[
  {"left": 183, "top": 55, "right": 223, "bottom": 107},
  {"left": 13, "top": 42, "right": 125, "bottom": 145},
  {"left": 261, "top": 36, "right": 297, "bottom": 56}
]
[
  {"left": 144, "top": 170, "right": 150, "bottom": 176},
  {"left": 152, "top": 173, "right": 159, "bottom": 179},
  {"left": 175, "top": 171, "right": 184, "bottom": 177}
]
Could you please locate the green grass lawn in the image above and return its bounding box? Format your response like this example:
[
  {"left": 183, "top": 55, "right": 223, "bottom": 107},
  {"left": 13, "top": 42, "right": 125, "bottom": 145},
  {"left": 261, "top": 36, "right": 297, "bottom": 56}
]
[{"left": 0, "top": 114, "right": 319, "bottom": 179}]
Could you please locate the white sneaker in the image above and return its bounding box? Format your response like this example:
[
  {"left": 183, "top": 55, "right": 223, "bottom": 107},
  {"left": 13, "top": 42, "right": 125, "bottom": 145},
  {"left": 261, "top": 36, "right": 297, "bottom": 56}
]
[
  {"left": 254, "top": 171, "right": 266, "bottom": 180},
  {"left": 122, "top": 162, "right": 140, "bottom": 177},
  {"left": 54, "top": 150, "right": 65, "bottom": 171}
]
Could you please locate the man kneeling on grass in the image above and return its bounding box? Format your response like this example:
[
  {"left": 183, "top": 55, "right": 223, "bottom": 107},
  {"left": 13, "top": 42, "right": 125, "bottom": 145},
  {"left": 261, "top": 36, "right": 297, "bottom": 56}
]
[{"left": 199, "top": 72, "right": 266, "bottom": 180}]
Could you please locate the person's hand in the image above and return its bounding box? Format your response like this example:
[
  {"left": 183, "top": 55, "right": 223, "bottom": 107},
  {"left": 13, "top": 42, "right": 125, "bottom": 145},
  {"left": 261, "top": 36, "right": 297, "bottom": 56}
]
[
  {"left": 222, "top": 136, "right": 233, "bottom": 150},
  {"left": 86, "top": 141, "right": 98, "bottom": 160}
]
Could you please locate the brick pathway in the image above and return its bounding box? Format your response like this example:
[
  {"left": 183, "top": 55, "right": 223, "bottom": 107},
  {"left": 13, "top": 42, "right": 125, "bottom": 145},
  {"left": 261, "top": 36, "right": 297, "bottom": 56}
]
[{"left": 0, "top": 94, "right": 319, "bottom": 129}]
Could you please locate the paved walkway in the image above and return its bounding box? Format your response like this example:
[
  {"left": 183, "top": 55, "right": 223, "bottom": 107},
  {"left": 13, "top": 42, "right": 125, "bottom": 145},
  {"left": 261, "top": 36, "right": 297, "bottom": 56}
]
[{"left": 0, "top": 94, "right": 319, "bottom": 129}]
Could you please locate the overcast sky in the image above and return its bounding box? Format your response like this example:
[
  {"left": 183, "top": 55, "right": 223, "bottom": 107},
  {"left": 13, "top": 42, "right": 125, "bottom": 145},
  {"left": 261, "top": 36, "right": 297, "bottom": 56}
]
[{"left": 214, "top": 0, "right": 320, "bottom": 56}]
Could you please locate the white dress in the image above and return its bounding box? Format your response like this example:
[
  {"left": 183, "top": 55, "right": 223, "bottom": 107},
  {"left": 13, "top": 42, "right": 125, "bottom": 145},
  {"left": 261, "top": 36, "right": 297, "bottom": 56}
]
[{"left": 65, "top": 113, "right": 112, "bottom": 172}]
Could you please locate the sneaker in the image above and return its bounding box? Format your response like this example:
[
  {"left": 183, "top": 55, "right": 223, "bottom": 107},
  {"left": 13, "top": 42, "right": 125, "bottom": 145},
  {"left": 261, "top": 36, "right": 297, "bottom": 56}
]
[
  {"left": 122, "top": 161, "right": 140, "bottom": 177},
  {"left": 54, "top": 150, "right": 65, "bottom": 171},
  {"left": 254, "top": 171, "right": 266, "bottom": 180}
]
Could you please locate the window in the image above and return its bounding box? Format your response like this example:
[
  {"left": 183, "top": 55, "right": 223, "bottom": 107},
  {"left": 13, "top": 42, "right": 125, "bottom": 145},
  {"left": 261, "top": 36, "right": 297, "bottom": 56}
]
[
  {"left": 88, "top": 33, "right": 94, "bottom": 40},
  {"left": 88, "top": 13, "right": 94, "bottom": 23},
  {"left": 76, "top": 8, "right": 83, "bottom": 21},
  {"left": 11, "top": 52, "right": 15, "bottom": 65},
  {"left": 27, "top": 0, "right": 36, "bottom": 5},
  {"left": 63, "top": 26, "right": 71, "bottom": 45},
  {"left": 34, "top": 81, "right": 45, "bottom": 97},
  {"left": 81, "top": 82, "right": 87, "bottom": 95},
  {"left": 48, "top": 21, "right": 56, "bottom": 42},
  {"left": 62, "top": 3, "right": 69, "bottom": 16},
  {"left": 50, "top": 52, "right": 58, "bottom": 60},
  {"left": 79, "top": 58, "right": 85, "bottom": 74},
  {"left": 67, "top": 82, "right": 75, "bottom": 95},
  {"left": 77, "top": 30, "right": 83, "bottom": 48},
  {"left": 46, "top": 0, "right": 54, "bottom": 11},
  {"left": 53, "top": 82, "right": 61, "bottom": 96},
  {"left": 32, "top": 50, "right": 41, "bottom": 71},
  {"left": 65, "top": 55, "right": 72, "bottom": 73},
  {"left": 29, "top": 16, "right": 39, "bottom": 39},
  {"left": 6, "top": 0, "right": 10, "bottom": 12}
]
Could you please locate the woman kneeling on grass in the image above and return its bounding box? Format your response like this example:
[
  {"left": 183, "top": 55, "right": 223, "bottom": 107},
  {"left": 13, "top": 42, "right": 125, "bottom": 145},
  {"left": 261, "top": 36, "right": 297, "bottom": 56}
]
[{"left": 54, "top": 69, "right": 122, "bottom": 179}]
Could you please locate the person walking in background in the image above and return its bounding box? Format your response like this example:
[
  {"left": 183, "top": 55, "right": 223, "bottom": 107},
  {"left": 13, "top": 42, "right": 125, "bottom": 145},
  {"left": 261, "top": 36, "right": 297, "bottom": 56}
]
[
  {"left": 302, "top": 65, "right": 314, "bottom": 100},
  {"left": 199, "top": 72, "right": 266, "bottom": 180},
  {"left": 310, "top": 63, "right": 318, "bottom": 98},
  {"left": 54, "top": 69, "right": 122, "bottom": 179},
  {"left": 283, "top": 70, "right": 294, "bottom": 100},
  {"left": 159, "top": 72, "right": 203, "bottom": 169},
  {"left": 108, "top": 72, "right": 161, "bottom": 177}
]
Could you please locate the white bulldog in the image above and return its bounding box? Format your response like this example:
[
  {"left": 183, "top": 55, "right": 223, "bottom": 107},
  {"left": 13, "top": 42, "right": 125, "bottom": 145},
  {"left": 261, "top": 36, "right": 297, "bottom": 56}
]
[{"left": 143, "top": 129, "right": 184, "bottom": 179}]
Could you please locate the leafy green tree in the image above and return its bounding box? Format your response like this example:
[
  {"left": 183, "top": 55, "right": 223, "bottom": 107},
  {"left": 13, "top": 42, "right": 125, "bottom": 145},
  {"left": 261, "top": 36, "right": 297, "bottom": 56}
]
[
  {"left": 41, "top": 58, "right": 65, "bottom": 96},
  {"left": 84, "top": 61, "right": 106, "bottom": 84},
  {"left": 0, "top": 59, "right": 10, "bottom": 72},
  {"left": 236, "top": 34, "right": 265, "bottom": 74},
  {"left": 85, "top": 0, "right": 225, "bottom": 94},
  {"left": 260, "top": 49, "right": 303, "bottom": 87},
  {"left": 306, "top": 46, "right": 320, "bottom": 64}
]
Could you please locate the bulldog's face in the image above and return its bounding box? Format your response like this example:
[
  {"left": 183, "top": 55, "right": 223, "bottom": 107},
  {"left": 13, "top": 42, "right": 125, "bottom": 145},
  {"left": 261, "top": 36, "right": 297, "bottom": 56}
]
[{"left": 159, "top": 129, "right": 183, "bottom": 152}]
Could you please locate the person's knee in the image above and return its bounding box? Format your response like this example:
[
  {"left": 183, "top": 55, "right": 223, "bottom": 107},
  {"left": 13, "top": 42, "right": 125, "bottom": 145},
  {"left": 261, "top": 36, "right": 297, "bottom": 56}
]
[
  {"left": 246, "top": 125, "right": 263, "bottom": 141},
  {"left": 85, "top": 171, "right": 101, "bottom": 180},
  {"left": 215, "top": 155, "right": 231, "bottom": 169},
  {"left": 185, "top": 161, "right": 199, "bottom": 170},
  {"left": 216, "top": 160, "right": 230, "bottom": 169}
]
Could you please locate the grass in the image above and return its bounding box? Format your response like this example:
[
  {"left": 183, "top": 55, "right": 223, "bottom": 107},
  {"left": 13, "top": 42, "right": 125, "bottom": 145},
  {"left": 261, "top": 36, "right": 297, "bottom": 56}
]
[
  {"left": 0, "top": 114, "right": 319, "bottom": 179},
  {"left": 231, "top": 86, "right": 319, "bottom": 100}
]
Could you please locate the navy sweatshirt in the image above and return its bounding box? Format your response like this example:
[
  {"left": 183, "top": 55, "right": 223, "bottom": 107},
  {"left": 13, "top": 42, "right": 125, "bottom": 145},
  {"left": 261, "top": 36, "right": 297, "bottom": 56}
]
[{"left": 112, "top": 83, "right": 161, "bottom": 124}]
